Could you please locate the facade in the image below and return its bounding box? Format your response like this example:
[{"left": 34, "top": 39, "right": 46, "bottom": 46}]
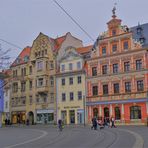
[
  {"left": 3, "top": 70, "right": 11, "bottom": 122},
  {"left": 86, "top": 10, "right": 148, "bottom": 125},
  {"left": 10, "top": 32, "right": 83, "bottom": 124},
  {"left": 56, "top": 46, "right": 86, "bottom": 124}
]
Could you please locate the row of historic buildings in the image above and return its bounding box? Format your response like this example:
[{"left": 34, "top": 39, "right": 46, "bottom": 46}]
[{"left": 1, "top": 9, "right": 148, "bottom": 125}]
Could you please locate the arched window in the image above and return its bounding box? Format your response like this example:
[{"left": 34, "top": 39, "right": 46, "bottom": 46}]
[
  {"left": 130, "top": 106, "right": 141, "bottom": 119},
  {"left": 104, "top": 107, "right": 109, "bottom": 118},
  {"left": 115, "top": 107, "right": 121, "bottom": 120},
  {"left": 93, "top": 108, "right": 98, "bottom": 118}
]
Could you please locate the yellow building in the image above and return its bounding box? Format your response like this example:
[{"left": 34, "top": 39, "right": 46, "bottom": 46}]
[
  {"left": 10, "top": 32, "right": 83, "bottom": 124},
  {"left": 56, "top": 46, "right": 86, "bottom": 124}
]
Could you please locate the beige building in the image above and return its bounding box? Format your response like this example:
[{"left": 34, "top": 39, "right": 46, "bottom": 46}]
[
  {"left": 56, "top": 46, "right": 86, "bottom": 124},
  {"left": 10, "top": 32, "right": 83, "bottom": 124}
]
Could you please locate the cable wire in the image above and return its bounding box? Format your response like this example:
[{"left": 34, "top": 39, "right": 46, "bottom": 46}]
[
  {"left": 52, "top": 0, "right": 94, "bottom": 42},
  {"left": 0, "top": 38, "right": 22, "bottom": 49}
]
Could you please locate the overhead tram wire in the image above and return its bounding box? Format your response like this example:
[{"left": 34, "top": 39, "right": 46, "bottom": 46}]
[
  {"left": 52, "top": 0, "right": 95, "bottom": 42},
  {"left": 0, "top": 38, "right": 22, "bottom": 50}
]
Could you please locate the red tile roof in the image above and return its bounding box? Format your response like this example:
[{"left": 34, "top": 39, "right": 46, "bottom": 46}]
[
  {"left": 11, "top": 46, "right": 31, "bottom": 67},
  {"left": 77, "top": 45, "right": 92, "bottom": 54}
]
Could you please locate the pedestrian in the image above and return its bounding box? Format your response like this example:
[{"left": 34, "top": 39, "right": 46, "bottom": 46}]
[
  {"left": 93, "top": 117, "right": 97, "bottom": 130},
  {"left": 91, "top": 117, "right": 94, "bottom": 130},
  {"left": 26, "top": 119, "right": 29, "bottom": 126},
  {"left": 58, "top": 119, "right": 63, "bottom": 131},
  {"left": 111, "top": 117, "right": 116, "bottom": 128},
  {"left": 5, "top": 118, "right": 8, "bottom": 126}
]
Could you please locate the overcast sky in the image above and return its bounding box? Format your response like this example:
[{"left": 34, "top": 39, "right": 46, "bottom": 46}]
[{"left": 0, "top": 0, "right": 148, "bottom": 63}]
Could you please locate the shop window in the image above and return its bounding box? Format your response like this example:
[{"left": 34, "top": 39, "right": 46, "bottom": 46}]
[
  {"left": 130, "top": 106, "right": 141, "bottom": 119},
  {"left": 115, "top": 107, "right": 121, "bottom": 120}
]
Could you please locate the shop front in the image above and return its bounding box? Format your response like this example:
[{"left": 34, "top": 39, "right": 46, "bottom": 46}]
[
  {"left": 11, "top": 111, "right": 26, "bottom": 124},
  {"left": 36, "top": 109, "right": 54, "bottom": 124}
]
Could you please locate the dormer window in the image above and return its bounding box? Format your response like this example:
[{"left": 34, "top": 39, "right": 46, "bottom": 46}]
[
  {"left": 139, "top": 37, "right": 145, "bottom": 44},
  {"left": 123, "top": 41, "right": 129, "bottom": 50},
  {"left": 112, "top": 29, "right": 116, "bottom": 36},
  {"left": 24, "top": 56, "right": 29, "bottom": 62},
  {"left": 137, "top": 26, "right": 143, "bottom": 35}
]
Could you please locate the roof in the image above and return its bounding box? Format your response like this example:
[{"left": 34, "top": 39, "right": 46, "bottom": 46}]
[
  {"left": 77, "top": 45, "right": 92, "bottom": 54},
  {"left": 130, "top": 23, "right": 148, "bottom": 47},
  {"left": 11, "top": 46, "right": 31, "bottom": 67}
]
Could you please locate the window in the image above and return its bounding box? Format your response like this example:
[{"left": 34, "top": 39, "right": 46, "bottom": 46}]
[
  {"left": 21, "top": 81, "right": 26, "bottom": 92},
  {"left": 70, "top": 92, "right": 74, "bottom": 101},
  {"left": 62, "top": 93, "right": 66, "bottom": 101},
  {"left": 61, "top": 78, "right": 65, "bottom": 86},
  {"left": 38, "top": 78, "right": 44, "bottom": 87},
  {"left": 92, "top": 67, "right": 97, "bottom": 76},
  {"left": 112, "top": 29, "right": 116, "bottom": 36},
  {"left": 21, "top": 68, "right": 26, "bottom": 76},
  {"left": 103, "top": 84, "right": 108, "bottom": 95},
  {"left": 50, "top": 93, "right": 54, "bottom": 103},
  {"left": 37, "top": 61, "right": 43, "bottom": 70},
  {"left": 130, "top": 106, "right": 141, "bottom": 119},
  {"left": 29, "top": 81, "right": 32, "bottom": 90},
  {"left": 69, "top": 77, "right": 73, "bottom": 85},
  {"left": 77, "top": 76, "right": 81, "bottom": 84},
  {"left": 5, "top": 101, "right": 8, "bottom": 109},
  {"left": 102, "top": 65, "right": 108, "bottom": 74},
  {"left": 29, "top": 96, "right": 33, "bottom": 104},
  {"left": 114, "top": 83, "right": 119, "bottom": 94},
  {"left": 92, "top": 86, "right": 98, "bottom": 96},
  {"left": 36, "top": 98, "right": 39, "bottom": 103},
  {"left": 50, "top": 76, "right": 54, "bottom": 87},
  {"left": 29, "top": 66, "right": 32, "bottom": 74},
  {"left": 123, "top": 41, "right": 129, "bottom": 50},
  {"left": 112, "top": 44, "right": 117, "bottom": 52},
  {"left": 136, "top": 59, "right": 142, "bottom": 70},
  {"left": 69, "top": 63, "right": 73, "bottom": 70},
  {"left": 61, "top": 64, "right": 65, "bottom": 72},
  {"left": 115, "top": 107, "right": 121, "bottom": 120},
  {"left": 78, "top": 91, "right": 82, "bottom": 100},
  {"left": 113, "top": 63, "right": 118, "bottom": 73},
  {"left": 42, "top": 50, "right": 44, "bottom": 57},
  {"left": 102, "top": 46, "right": 106, "bottom": 55},
  {"left": 125, "top": 82, "right": 131, "bottom": 92},
  {"left": 124, "top": 61, "right": 130, "bottom": 72},
  {"left": 50, "top": 61, "right": 54, "bottom": 69},
  {"left": 12, "top": 83, "right": 18, "bottom": 93},
  {"left": 77, "top": 61, "right": 81, "bottom": 70},
  {"left": 137, "top": 80, "right": 143, "bottom": 91}
]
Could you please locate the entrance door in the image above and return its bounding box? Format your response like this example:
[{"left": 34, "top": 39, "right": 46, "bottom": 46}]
[
  {"left": 77, "top": 112, "right": 83, "bottom": 124},
  {"left": 69, "top": 110, "right": 75, "bottom": 124},
  {"left": 61, "top": 111, "right": 67, "bottom": 124},
  {"left": 104, "top": 107, "right": 109, "bottom": 118},
  {"left": 28, "top": 111, "right": 34, "bottom": 125}
]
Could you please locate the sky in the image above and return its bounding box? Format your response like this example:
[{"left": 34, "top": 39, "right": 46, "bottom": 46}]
[{"left": 0, "top": 0, "right": 148, "bottom": 65}]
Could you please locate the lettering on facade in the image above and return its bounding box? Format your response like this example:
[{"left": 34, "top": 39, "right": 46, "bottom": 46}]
[{"left": 64, "top": 106, "right": 80, "bottom": 109}]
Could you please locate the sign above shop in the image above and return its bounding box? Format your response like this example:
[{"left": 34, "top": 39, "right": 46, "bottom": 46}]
[
  {"left": 37, "top": 109, "right": 54, "bottom": 114},
  {"left": 64, "top": 106, "right": 80, "bottom": 109}
]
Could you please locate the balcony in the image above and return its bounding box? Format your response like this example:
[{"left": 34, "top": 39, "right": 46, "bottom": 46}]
[{"left": 36, "top": 85, "right": 49, "bottom": 94}]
